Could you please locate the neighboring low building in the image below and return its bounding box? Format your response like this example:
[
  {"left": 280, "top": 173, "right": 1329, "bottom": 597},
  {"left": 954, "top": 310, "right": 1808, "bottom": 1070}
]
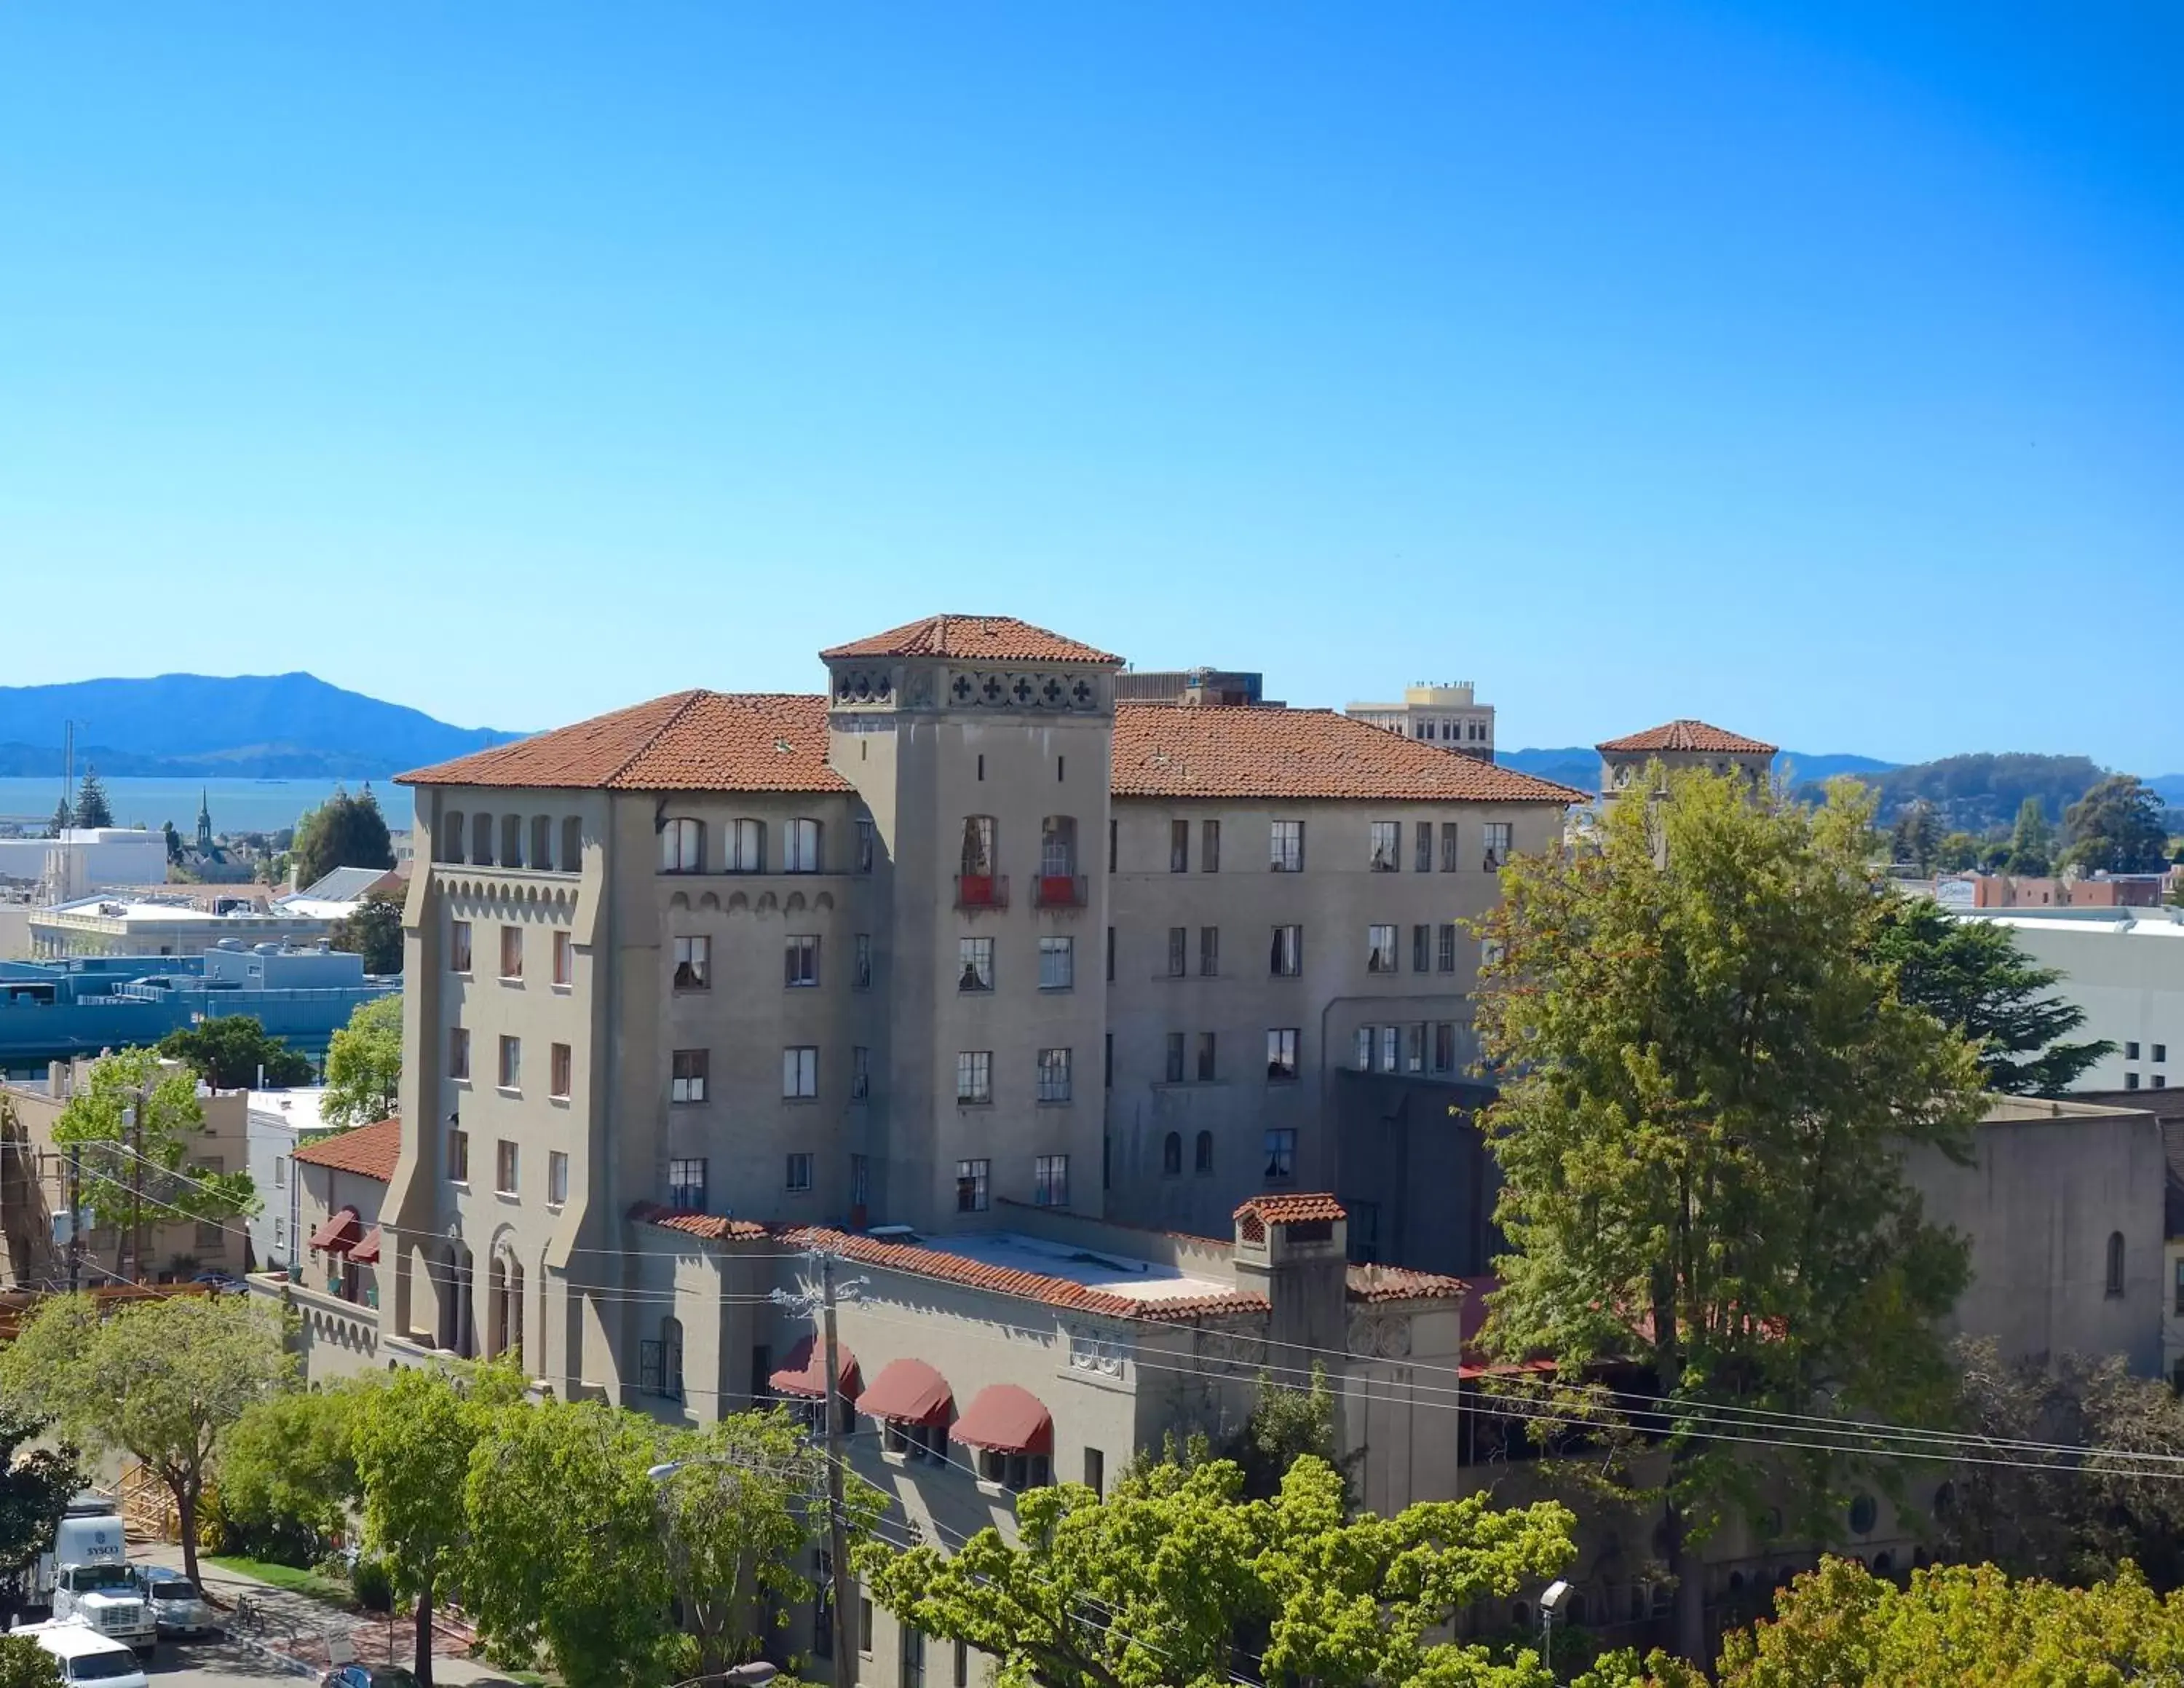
[
  {"left": 1954, "top": 906, "right": 2183, "bottom": 1095},
  {"left": 276, "top": 864, "right": 406, "bottom": 924},
  {"left": 28, "top": 894, "right": 333, "bottom": 958},
  {"left": 1596, "top": 719, "right": 1777, "bottom": 802},
  {"left": 1935, "top": 872, "right": 2167, "bottom": 911},
  {"left": 1112, "top": 668, "right": 1270, "bottom": 707},
  {"left": 262, "top": 1113, "right": 400, "bottom": 1380},
  {"left": 0, "top": 829, "right": 172, "bottom": 897},
  {"left": 244, "top": 1087, "right": 341, "bottom": 1274},
  {"left": 1345, "top": 682, "right": 1495, "bottom": 762}
]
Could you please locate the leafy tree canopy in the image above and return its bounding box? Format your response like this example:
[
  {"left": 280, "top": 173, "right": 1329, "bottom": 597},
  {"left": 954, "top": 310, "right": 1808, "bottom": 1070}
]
[
  {"left": 1471, "top": 768, "right": 1985, "bottom": 1661},
  {"left": 2003, "top": 795, "right": 2054, "bottom": 876},
  {"left": 323, "top": 995, "right": 404, "bottom": 1129},
  {"left": 860, "top": 1453, "right": 1575, "bottom": 1688},
  {"left": 0, "top": 1292, "right": 293, "bottom": 1585},
  {"left": 2062, "top": 773, "right": 2171, "bottom": 875},
  {"left": 0, "top": 1404, "right": 86, "bottom": 1586},
  {"left": 291, "top": 784, "right": 395, "bottom": 887},
  {"left": 332, "top": 889, "right": 404, "bottom": 974},
  {"left": 158, "top": 1015, "right": 314, "bottom": 1090},
  {"left": 218, "top": 1383, "right": 369, "bottom": 1562},
  {"left": 72, "top": 769, "right": 112, "bottom": 830},
  {"left": 0, "top": 1634, "right": 63, "bottom": 1688},
  {"left": 1868, "top": 894, "right": 2111, "bottom": 1094}
]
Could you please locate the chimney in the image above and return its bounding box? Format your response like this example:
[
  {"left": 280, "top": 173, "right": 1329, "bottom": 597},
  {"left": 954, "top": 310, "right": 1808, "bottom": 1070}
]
[{"left": 1231, "top": 1194, "right": 1350, "bottom": 1367}]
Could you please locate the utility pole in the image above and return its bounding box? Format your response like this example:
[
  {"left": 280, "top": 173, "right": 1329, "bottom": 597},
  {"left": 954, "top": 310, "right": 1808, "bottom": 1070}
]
[
  {"left": 125, "top": 1092, "right": 144, "bottom": 1282},
  {"left": 819, "top": 1252, "right": 855, "bottom": 1682},
  {"left": 67, "top": 1145, "right": 82, "bottom": 1293}
]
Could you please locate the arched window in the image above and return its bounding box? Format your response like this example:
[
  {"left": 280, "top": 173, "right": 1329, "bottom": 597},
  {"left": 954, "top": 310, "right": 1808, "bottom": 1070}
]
[
  {"left": 724, "top": 819, "right": 764, "bottom": 872},
  {"left": 561, "top": 817, "right": 582, "bottom": 873},
  {"left": 1162, "top": 1132, "right": 1182, "bottom": 1176},
  {"left": 661, "top": 818, "right": 703, "bottom": 874},
  {"left": 502, "top": 814, "right": 524, "bottom": 868},
  {"left": 960, "top": 816, "right": 996, "bottom": 877},
  {"left": 471, "top": 812, "right": 495, "bottom": 866},
  {"left": 2107, "top": 1231, "right": 2126, "bottom": 1298},
  {"left": 1040, "top": 816, "right": 1077, "bottom": 878},
  {"left": 441, "top": 811, "right": 465, "bottom": 864},
  {"left": 1194, "top": 1130, "right": 1214, "bottom": 1174},
  {"left": 530, "top": 816, "right": 553, "bottom": 871}
]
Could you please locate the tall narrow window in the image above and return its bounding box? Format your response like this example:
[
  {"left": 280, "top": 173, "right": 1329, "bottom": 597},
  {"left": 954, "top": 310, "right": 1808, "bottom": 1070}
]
[
  {"left": 786, "top": 1153, "right": 814, "bottom": 1194},
  {"left": 550, "top": 1042, "right": 571, "bottom": 1099},
  {"left": 561, "top": 816, "right": 582, "bottom": 871},
  {"left": 783, "top": 1046, "right": 819, "bottom": 1098},
  {"left": 1483, "top": 821, "right": 1513, "bottom": 869},
  {"left": 673, "top": 935, "right": 710, "bottom": 990},
  {"left": 2107, "top": 1231, "right": 2126, "bottom": 1298},
  {"left": 1162, "top": 1132, "right": 1182, "bottom": 1175},
  {"left": 472, "top": 812, "right": 494, "bottom": 865},
  {"left": 1355, "top": 1026, "right": 1375, "bottom": 1070},
  {"left": 1436, "top": 922, "right": 1457, "bottom": 972},
  {"left": 1404, "top": 1022, "right": 1425, "bottom": 1073},
  {"left": 1107, "top": 817, "right": 1117, "bottom": 872},
  {"left": 1369, "top": 821, "right": 1401, "bottom": 872},
  {"left": 441, "top": 810, "right": 465, "bottom": 864},
  {"left": 786, "top": 818, "right": 823, "bottom": 873},
  {"left": 1264, "top": 1128, "right": 1297, "bottom": 1180},
  {"left": 1037, "top": 1047, "right": 1073, "bottom": 1103},
  {"left": 784, "top": 934, "right": 820, "bottom": 987},
  {"left": 502, "top": 814, "right": 523, "bottom": 869},
  {"left": 1202, "top": 819, "right": 1221, "bottom": 873},
  {"left": 1196, "top": 1032, "right": 1217, "bottom": 1081},
  {"left": 497, "top": 1036, "right": 521, "bottom": 1090},
  {"left": 671, "top": 1049, "right": 708, "bottom": 1104},
  {"left": 1415, "top": 821, "right": 1433, "bottom": 873},
  {"left": 448, "top": 1026, "right": 470, "bottom": 1080},
  {"left": 499, "top": 924, "right": 523, "bottom": 980},
  {"left": 959, "top": 936, "right": 994, "bottom": 992},
  {"left": 1194, "top": 1129, "right": 1214, "bottom": 1172},
  {"left": 553, "top": 929, "right": 574, "bottom": 986},
  {"left": 1366, "top": 925, "right": 1397, "bottom": 973},
  {"left": 661, "top": 818, "right": 703, "bottom": 873},
  {"left": 855, "top": 819, "right": 876, "bottom": 874},
  {"left": 1412, "top": 923, "right": 1431, "bottom": 973},
  {"left": 1199, "top": 925, "right": 1219, "bottom": 977},
  {"left": 1039, "top": 936, "right": 1075, "bottom": 990},
  {"left": 1165, "top": 1033, "right": 1186, "bottom": 1084},
  {"left": 1440, "top": 822, "right": 1460, "bottom": 872},
  {"left": 1169, "top": 819, "right": 1189, "bottom": 873},
  {"left": 956, "top": 1051, "right": 993, "bottom": 1104},
  {"left": 668, "top": 1158, "right": 707, "bottom": 1211},
  {"left": 496, "top": 1139, "right": 519, "bottom": 1195},
  {"left": 1270, "top": 819, "right": 1305, "bottom": 872},
  {"left": 1267, "top": 1028, "right": 1299, "bottom": 1081},
  {"left": 450, "top": 920, "right": 472, "bottom": 975},
  {"left": 1270, "top": 925, "right": 1302, "bottom": 977},
  {"left": 547, "top": 1151, "right": 569, "bottom": 1205},
  {"left": 1167, "top": 926, "right": 1187, "bottom": 978},
  {"left": 1034, "top": 1155, "right": 1070, "bottom": 1208},
  {"left": 531, "top": 816, "right": 552, "bottom": 870},
  {"left": 851, "top": 1046, "right": 871, "bottom": 1100},
  {"left": 854, "top": 933, "right": 874, "bottom": 988},
  {"left": 960, "top": 816, "right": 996, "bottom": 877},
  {"left": 725, "top": 818, "right": 764, "bottom": 872},
  {"left": 957, "top": 1159, "right": 989, "bottom": 1212},
  {"left": 1041, "top": 816, "right": 1077, "bottom": 877},
  {"left": 447, "top": 1129, "right": 470, "bottom": 1183},
  {"left": 1106, "top": 926, "right": 1116, "bottom": 982}
]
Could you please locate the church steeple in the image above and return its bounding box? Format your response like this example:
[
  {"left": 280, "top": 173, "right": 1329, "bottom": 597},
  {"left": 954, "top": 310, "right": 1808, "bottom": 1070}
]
[{"left": 195, "top": 788, "right": 214, "bottom": 854}]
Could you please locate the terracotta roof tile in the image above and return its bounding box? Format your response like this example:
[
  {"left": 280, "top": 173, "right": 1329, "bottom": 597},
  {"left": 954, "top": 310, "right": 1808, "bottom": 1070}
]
[
  {"left": 1596, "top": 719, "right": 1778, "bottom": 756},
  {"left": 399, "top": 693, "right": 852, "bottom": 793},
  {"left": 627, "top": 1201, "right": 772, "bottom": 1240},
  {"left": 1346, "top": 1264, "right": 1471, "bottom": 1304},
  {"left": 1116, "top": 707, "right": 1588, "bottom": 804},
  {"left": 291, "top": 1116, "right": 401, "bottom": 1182},
  {"left": 820, "top": 615, "right": 1123, "bottom": 666},
  {"left": 1234, "top": 1193, "right": 1348, "bottom": 1225}
]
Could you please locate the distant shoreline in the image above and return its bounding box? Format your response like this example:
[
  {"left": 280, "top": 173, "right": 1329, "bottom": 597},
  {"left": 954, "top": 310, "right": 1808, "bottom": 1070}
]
[{"left": 0, "top": 776, "right": 414, "bottom": 835}]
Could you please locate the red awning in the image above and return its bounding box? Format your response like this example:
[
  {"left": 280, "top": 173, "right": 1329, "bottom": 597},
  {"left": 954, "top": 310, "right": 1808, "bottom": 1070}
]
[
  {"left": 855, "top": 1357, "right": 953, "bottom": 1427},
  {"left": 769, "top": 1333, "right": 862, "bottom": 1400},
  {"left": 949, "top": 1384, "right": 1054, "bottom": 1456},
  {"left": 308, "top": 1206, "right": 362, "bottom": 1253},
  {"left": 347, "top": 1226, "right": 383, "bottom": 1266}
]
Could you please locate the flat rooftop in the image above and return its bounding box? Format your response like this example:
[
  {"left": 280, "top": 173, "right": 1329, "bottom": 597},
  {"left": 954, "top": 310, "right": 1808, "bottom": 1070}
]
[
  {"left": 1963, "top": 908, "right": 2184, "bottom": 938},
  {"left": 41, "top": 896, "right": 326, "bottom": 924},
  {"left": 878, "top": 1229, "right": 1240, "bottom": 1305},
  {"left": 245, "top": 1087, "right": 337, "bottom": 1134}
]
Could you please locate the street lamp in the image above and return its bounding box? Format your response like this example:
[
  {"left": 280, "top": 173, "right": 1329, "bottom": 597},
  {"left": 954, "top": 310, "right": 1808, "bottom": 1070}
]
[{"left": 1538, "top": 1579, "right": 1573, "bottom": 1676}]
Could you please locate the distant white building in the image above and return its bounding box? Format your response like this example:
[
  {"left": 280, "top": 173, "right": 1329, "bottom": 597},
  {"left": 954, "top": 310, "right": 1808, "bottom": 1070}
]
[
  {"left": 276, "top": 864, "right": 403, "bottom": 923},
  {"left": 1344, "top": 682, "right": 1495, "bottom": 761},
  {"left": 0, "top": 828, "right": 169, "bottom": 894},
  {"left": 1958, "top": 905, "right": 2184, "bottom": 1094},
  {"left": 27, "top": 894, "right": 335, "bottom": 958}
]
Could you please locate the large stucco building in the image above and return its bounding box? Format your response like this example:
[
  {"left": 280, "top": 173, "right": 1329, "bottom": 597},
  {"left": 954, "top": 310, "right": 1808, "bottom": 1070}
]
[
  {"left": 1344, "top": 682, "right": 1496, "bottom": 762},
  {"left": 1595, "top": 718, "right": 1777, "bottom": 802}
]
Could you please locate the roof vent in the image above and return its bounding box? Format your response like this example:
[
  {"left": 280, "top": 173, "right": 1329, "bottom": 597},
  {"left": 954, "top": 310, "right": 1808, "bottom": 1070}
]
[{"left": 866, "top": 1224, "right": 919, "bottom": 1242}]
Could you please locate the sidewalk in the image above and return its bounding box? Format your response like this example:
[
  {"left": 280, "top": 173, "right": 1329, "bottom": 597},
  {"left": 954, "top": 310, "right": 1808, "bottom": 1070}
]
[{"left": 134, "top": 1542, "right": 527, "bottom": 1687}]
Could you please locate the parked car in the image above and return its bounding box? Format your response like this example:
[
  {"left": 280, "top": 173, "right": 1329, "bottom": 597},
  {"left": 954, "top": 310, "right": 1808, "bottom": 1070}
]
[
  {"left": 321, "top": 1667, "right": 421, "bottom": 1688},
  {"left": 190, "top": 1271, "right": 244, "bottom": 1293},
  {"left": 132, "top": 1569, "right": 217, "bottom": 1639},
  {"left": 11, "top": 1619, "right": 151, "bottom": 1688}
]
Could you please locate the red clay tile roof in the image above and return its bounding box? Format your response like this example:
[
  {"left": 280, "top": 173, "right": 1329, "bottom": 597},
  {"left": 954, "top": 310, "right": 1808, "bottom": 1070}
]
[
  {"left": 1115, "top": 707, "right": 1588, "bottom": 804},
  {"left": 398, "top": 693, "right": 853, "bottom": 793},
  {"left": 1596, "top": 719, "right": 1778, "bottom": 756},
  {"left": 293, "top": 1116, "right": 401, "bottom": 1182},
  {"left": 820, "top": 615, "right": 1123, "bottom": 666},
  {"left": 1234, "top": 1193, "right": 1348, "bottom": 1225},
  {"left": 628, "top": 1201, "right": 772, "bottom": 1240},
  {"left": 1346, "top": 1264, "right": 1471, "bottom": 1304}
]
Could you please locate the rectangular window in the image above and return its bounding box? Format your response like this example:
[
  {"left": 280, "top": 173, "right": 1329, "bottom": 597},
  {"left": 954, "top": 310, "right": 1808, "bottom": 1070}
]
[
  {"left": 1196, "top": 1032, "right": 1217, "bottom": 1082},
  {"left": 2157, "top": 1044, "right": 2169, "bottom": 1063},
  {"left": 1439, "top": 822, "right": 1460, "bottom": 872},
  {"left": 786, "top": 1153, "right": 814, "bottom": 1194},
  {"left": 550, "top": 1042, "right": 571, "bottom": 1099},
  {"left": 499, "top": 923, "right": 523, "bottom": 980},
  {"left": 1481, "top": 936, "right": 1506, "bottom": 969},
  {"left": 668, "top": 1158, "right": 707, "bottom": 1211},
  {"left": 1270, "top": 924, "right": 1302, "bottom": 977},
  {"left": 860, "top": 1596, "right": 874, "bottom": 1657},
  {"left": 725, "top": 818, "right": 764, "bottom": 872},
  {"left": 497, "top": 1035, "right": 521, "bottom": 1090},
  {"left": 1200, "top": 925, "right": 1219, "bottom": 977},
  {"left": 1267, "top": 1028, "right": 1299, "bottom": 1081},
  {"left": 851, "top": 1045, "right": 871, "bottom": 1100},
  {"left": 448, "top": 1026, "right": 470, "bottom": 1080},
  {"left": 1167, "top": 926, "right": 1187, "bottom": 977},
  {"left": 783, "top": 1046, "right": 818, "bottom": 1098},
  {"left": 1039, "top": 936, "right": 1075, "bottom": 990},
  {"left": 1165, "top": 1032, "right": 1186, "bottom": 1084},
  {"left": 1404, "top": 1022, "right": 1425, "bottom": 1073},
  {"left": 548, "top": 1151, "right": 569, "bottom": 1205},
  {"left": 957, "top": 1050, "right": 993, "bottom": 1104},
  {"left": 196, "top": 1218, "right": 224, "bottom": 1251},
  {"left": 957, "top": 1159, "right": 990, "bottom": 1212},
  {"left": 1412, "top": 923, "right": 1431, "bottom": 973},
  {"left": 1106, "top": 926, "right": 1116, "bottom": 982},
  {"left": 1379, "top": 1025, "right": 1399, "bottom": 1072},
  {"left": 1264, "top": 1128, "right": 1297, "bottom": 1180},
  {"left": 1270, "top": 819, "right": 1305, "bottom": 872},
  {"left": 1433, "top": 1021, "right": 1457, "bottom": 1073},
  {"left": 447, "top": 1129, "right": 470, "bottom": 1183},
  {"left": 1369, "top": 821, "right": 1401, "bottom": 872},
  {"left": 1483, "top": 821, "right": 1513, "bottom": 869},
  {"left": 854, "top": 932, "right": 873, "bottom": 988},
  {"left": 855, "top": 818, "right": 876, "bottom": 874},
  {"left": 2127, "top": 1072, "right": 2142, "bottom": 1090},
  {"left": 553, "top": 929, "right": 573, "bottom": 986},
  {"left": 1203, "top": 819, "right": 1221, "bottom": 873},
  {"left": 671, "top": 1048, "right": 709, "bottom": 1104},
  {"left": 495, "top": 1139, "right": 519, "bottom": 1196},
  {"left": 1355, "top": 1025, "right": 1374, "bottom": 1070},
  {"left": 1084, "top": 1448, "right": 1105, "bottom": 1497},
  {"left": 786, "top": 818, "right": 823, "bottom": 873},
  {"left": 274, "top": 1155, "right": 288, "bottom": 1189},
  {"left": 852, "top": 1153, "right": 869, "bottom": 1205},
  {"left": 902, "top": 1626, "right": 925, "bottom": 1688},
  {"left": 1037, "top": 1047, "right": 1073, "bottom": 1103},
  {"left": 1170, "top": 818, "right": 1190, "bottom": 872},
  {"left": 1415, "top": 821, "right": 1433, "bottom": 873},
  {"left": 1041, "top": 815, "right": 1077, "bottom": 878},
  {"left": 672, "top": 934, "right": 710, "bottom": 990},
  {"left": 959, "top": 936, "right": 995, "bottom": 992},
  {"left": 1367, "top": 925, "right": 1398, "bottom": 973},
  {"left": 1437, "top": 922, "right": 1457, "bottom": 972},
  {"left": 1107, "top": 817, "right": 1117, "bottom": 872},
  {"left": 450, "top": 919, "right": 472, "bottom": 974},
  {"left": 785, "top": 934, "right": 820, "bottom": 987},
  {"left": 2127, "top": 1041, "right": 2142, "bottom": 1060},
  {"left": 1034, "top": 1154, "right": 1070, "bottom": 1208},
  {"left": 1104, "top": 1032, "right": 1113, "bottom": 1088},
  {"left": 662, "top": 817, "right": 703, "bottom": 872}
]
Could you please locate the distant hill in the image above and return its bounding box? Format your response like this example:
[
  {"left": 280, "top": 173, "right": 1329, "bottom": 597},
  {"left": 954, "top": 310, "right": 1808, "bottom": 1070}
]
[
  {"left": 0, "top": 673, "right": 518, "bottom": 779},
  {"left": 1806, "top": 752, "right": 2110, "bottom": 832},
  {"left": 1498, "top": 745, "right": 1897, "bottom": 797}
]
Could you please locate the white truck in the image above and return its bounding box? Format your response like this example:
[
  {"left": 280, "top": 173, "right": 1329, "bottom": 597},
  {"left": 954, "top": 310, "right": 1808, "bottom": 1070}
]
[
  {"left": 26, "top": 1498, "right": 157, "bottom": 1655},
  {"left": 9, "top": 1619, "right": 152, "bottom": 1688}
]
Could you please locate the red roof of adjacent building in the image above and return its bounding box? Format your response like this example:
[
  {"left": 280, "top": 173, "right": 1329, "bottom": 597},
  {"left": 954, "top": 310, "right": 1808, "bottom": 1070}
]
[
  {"left": 820, "top": 615, "right": 1123, "bottom": 666},
  {"left": 1345, "top": 1264, "right": 1471, "bottom": 1304},
  {"left": 1234, "top": 1193, "right": 1348, "bottom": 1226},
  {"left": 293, "top": 1116, "right": 402, "bottom": 1183},
  {"left": 1595, "top": 719, "right": 1778, "bottom": 756},
  {"left": 1115, "top": 707, "right": 1587, "bottom": 804},
  {"left": 626, "top": 1201, "right": 772, "bottom": 1241},
  {"left": 400, "top": 693, "right": 854, "bottom": 794}
]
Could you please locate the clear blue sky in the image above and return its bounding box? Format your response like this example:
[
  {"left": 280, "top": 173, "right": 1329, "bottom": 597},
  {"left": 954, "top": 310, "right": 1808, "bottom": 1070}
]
[{"left": 1, "top": 3, "right": 2177, "bottom": 769}]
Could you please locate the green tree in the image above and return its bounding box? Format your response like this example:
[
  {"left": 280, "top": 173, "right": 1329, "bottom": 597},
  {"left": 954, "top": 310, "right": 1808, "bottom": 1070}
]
[
  {"left": 1931, "top": 830, "right": 1982, "bottom": 873},
  {"left": 49, "top": 1048, "right": 258, "bottom": 1276},
  {"left": 72, "top": 769, "right": 112, "bottom": 830},
  {"left": 1471, "top": 768, "right": 1985, "bottom": 1663},
  {"left": 0, "top": 1406, "right": 87, "bottom": 1625},
  {"left": 0, "top": 1634, "right": 63, "bottom": 1688},
  {"left": 860, "top": 1454, "right": 1574, "bottom": 1688},
  {"left": 47, "top": 799, "right": 71, "bottom": 836},
  {"left": 322, "top": 995, "right": 404, "bottom": 1129},
  {"left": 332, "top": 889, "right": 405, "bottom": 975},
  {"left": 218, "top": 1382, "right": 370, "bottom": 1563},
  {"left": 1888, "top": 800, "right": 1940, "bottom": 873},
  {"left": 158, "top": 1016, "right": 314, "bottom": 1090},
  {"left": 1867, "top": 894, "right": 2112, "bottom": 1094},
  {"left": 2062, "top": 773, "right": 2170, "bottom": 875},
  {"left": 161, "top": 821, "right": 183, "bottom": 865},
  {"left": 1217, "top": 1362, "right": 1357, "bottom": 1503},
  {"left": 2003, "top": 795, "right": 2054, "bottom": 876},
  {"left": 290, "top": 786, "right": 395, "bottom": 888},
  {"left": 353, "top": 1360, "right": 526, "bottom": 1688},
  {"left": 0, "top": 1293, "right": 294, "bottom": 1587}
]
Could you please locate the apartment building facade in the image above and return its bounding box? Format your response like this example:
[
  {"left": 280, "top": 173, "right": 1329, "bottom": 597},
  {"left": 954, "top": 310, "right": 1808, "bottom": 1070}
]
[
  {"left": 376, "top": 613, "right": 1580, "bottom": 1408},
  {"left": 1345, "top": 682, "right": 1495, "bottom": 760}
]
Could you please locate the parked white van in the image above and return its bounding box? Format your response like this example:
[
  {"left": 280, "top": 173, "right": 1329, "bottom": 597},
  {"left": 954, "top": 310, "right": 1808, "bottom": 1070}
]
[{"left": 10, "top": 1619, "right": 151, "bottom": 1688}]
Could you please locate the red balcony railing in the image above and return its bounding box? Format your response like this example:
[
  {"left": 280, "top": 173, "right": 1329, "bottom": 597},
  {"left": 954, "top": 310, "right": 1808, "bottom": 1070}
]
[
  {"left": 1034, "top": 873, "right": 1088, "bottom": 909},
  {"left": 955, "top": 873, "right": 1009, "bottom": 910}
]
